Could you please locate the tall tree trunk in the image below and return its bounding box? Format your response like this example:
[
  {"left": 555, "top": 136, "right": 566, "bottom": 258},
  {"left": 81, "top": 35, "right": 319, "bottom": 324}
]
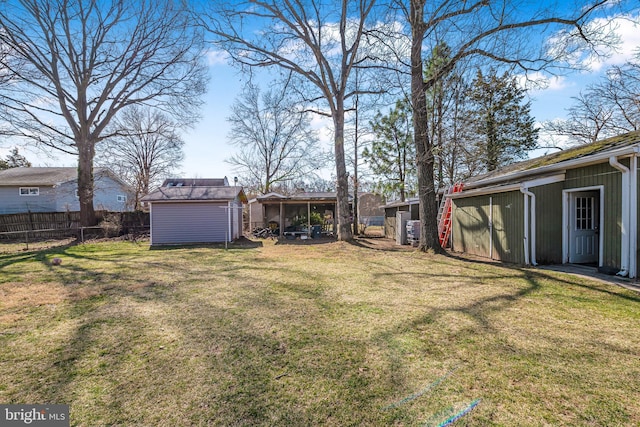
[
  {"left": 77, "top": 142, "right": 97, "bottom": 226},
  {"left": 352, "top": 81, "right": 360, "bottom": 237},
  {"left": 334, "top": 106, "right": 352, "bottom": 241},
  {"left": 411, "top": 0, "right": 443, "bottom": 253}
]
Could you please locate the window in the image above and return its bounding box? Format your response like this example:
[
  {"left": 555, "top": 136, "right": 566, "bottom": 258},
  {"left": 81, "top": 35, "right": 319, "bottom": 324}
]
[
  {"left": 575, "top": 196, "right": 594, "bottom": 230},
  {"left": 117, "top": 195, "right": 127, "bottom": 202},
  {"left": 19, "top": 187, "right": 39, "bottom": 196}
]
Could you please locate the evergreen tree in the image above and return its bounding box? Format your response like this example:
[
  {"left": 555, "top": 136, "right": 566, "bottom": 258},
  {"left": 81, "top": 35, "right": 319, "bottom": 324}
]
[
  {"left": 0, "top": 147, "right": 31, "bottom": 170},
  {"left": 362, "top": 99, "right": 415, "bottom": 201},
  {"left": 467, "top": 69, "right": 538, "bottom": 172},
  {"left": 424, "top": 43, "right": 473, "bottom": 187}
]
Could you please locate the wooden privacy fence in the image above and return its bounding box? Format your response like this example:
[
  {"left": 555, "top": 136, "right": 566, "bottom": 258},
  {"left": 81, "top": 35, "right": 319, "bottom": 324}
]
[{"left": 0, "top": 210, "right": 150, "bottom": 242}]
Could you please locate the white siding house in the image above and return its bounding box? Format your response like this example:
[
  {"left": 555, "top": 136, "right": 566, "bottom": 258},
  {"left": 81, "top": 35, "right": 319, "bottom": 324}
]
[{"left": 142, "top": 182, "right": 247, "bottom": 246}]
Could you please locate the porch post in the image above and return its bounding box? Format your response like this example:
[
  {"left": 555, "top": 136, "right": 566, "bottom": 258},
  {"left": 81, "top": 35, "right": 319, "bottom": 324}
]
[
  {"left": 630, "top": 153, "right": 638, "bottom": 278},
  {"left": 308, "top": 202, "right": 311, "bottom": 236},
  {"left": 280, "top": 202, "right": 284, "bottom": 236}
]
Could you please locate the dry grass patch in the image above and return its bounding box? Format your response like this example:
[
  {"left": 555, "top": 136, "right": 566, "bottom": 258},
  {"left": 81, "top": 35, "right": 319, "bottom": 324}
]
[{"left": 0, "top": 239, "right": 639, "bottom": 426}]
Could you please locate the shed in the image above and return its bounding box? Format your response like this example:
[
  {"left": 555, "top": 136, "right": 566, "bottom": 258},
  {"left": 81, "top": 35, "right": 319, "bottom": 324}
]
[
  {"left": 142, "top": 182, "right": 247, "bottom": 246},
  {"left": 382, "top": 198, "right": 420, "bottom": 239},
  {"left": 450, "top": 131, "right": 640, "bottom": 278}
]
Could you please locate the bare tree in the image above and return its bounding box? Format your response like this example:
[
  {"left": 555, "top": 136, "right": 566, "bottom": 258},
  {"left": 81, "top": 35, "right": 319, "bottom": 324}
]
[
  {"left": 227, "top": 77, "right": 321, "bottom": 195},
  {"left": 544, "top": 51, "right": 640, "bottom": 144},
  {"left": 544, "top": 91, "right": 614, "bottom": 144},
  {"left": 201, "top": 0, "right": 381, "bottom": 241},
  {"left": 402, "top": 0, "right": 616, "bottom": 252},
  {"left": 96, "top": 106, "right": 184, "bottom": 210},
  {"left": 0, "top": 0, "right": 207, "bottom": 225}
]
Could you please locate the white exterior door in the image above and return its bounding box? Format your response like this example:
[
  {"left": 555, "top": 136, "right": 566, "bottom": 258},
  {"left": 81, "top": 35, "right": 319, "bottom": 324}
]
[{"left": 569, "top": 191, "right": 599, "bottom": 264}]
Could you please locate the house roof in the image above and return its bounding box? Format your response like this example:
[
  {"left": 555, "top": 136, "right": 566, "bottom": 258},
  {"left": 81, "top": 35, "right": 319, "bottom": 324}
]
[
  {"left": 463, "top": 131, "right": 640, "bottom": 190},
  {"left": 162, "top": 177, "right": 228, "bottom": 187},
  {"left": 141, "top": 186, "right": 248, "bottom": 203},
  {"left": 0, "top": 167, "right": 125, "bottom": 187}
]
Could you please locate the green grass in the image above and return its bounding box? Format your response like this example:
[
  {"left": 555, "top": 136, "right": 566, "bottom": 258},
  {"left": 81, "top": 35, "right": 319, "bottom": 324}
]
[{"left": 0, "top": 239, "right": 639, "bottom": 426}]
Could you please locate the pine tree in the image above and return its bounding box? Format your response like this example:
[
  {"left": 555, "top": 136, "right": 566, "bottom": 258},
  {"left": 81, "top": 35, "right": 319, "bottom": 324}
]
[
  {"left": 467, "top": 68, "right": 538, "bottom": 172},
  {"left": 0, "top": 147, "right": 31, "bottom": 170},
  {"left": 362, "top": 99, "right": 415, "bottom": 201}
]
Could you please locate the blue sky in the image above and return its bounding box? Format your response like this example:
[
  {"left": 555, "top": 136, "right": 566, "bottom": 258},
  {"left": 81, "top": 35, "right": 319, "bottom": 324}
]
[
  {"left": 185, "top": 9, "right": 640, "bottom": 181},
  {"left": 3, "top": 7, "right": 639, "bottom": 185}
]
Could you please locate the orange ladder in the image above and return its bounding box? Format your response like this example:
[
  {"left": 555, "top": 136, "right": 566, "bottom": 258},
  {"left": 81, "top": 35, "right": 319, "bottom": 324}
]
[{"left": 437, "top": 183, "right": 463, "bottom": 247}]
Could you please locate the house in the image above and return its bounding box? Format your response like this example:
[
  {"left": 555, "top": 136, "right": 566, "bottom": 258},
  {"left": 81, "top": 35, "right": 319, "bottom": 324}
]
[
  {"left": 449, "top": 131, "right": 640, "bottom": 278},
  {"left": 141, "top": 177, "right": 247, "bottom": 245},
  {"left": 357, "top": 192, "right": 385, "bottom": 226},
  {"left": 0, "top": 167, "right": 133, "bottom": 214}
]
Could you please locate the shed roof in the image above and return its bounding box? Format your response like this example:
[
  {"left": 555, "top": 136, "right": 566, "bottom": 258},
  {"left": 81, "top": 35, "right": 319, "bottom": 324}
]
[
  {"left": 464, "top": 131, "right": 640, "bottom": 190},
  {"left": 254, "top": 191, "right": 352, "bottom": 203},
  {"left": 0, "top": 167, "right": 123, "bottom": 187},
  {"left": 382, "top": 197, "right": 420, "bottom": 209},
  {"left": 162, "top": 177, "right": 228, "bottom": 187},
  {"left": 141, "top": 186, "right": 247, "bottom": 203}
]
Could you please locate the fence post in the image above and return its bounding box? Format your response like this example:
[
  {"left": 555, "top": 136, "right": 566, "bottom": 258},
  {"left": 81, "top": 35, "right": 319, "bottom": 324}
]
[{"left": 24, "top": 230, "right": 29, "bottom": 250}]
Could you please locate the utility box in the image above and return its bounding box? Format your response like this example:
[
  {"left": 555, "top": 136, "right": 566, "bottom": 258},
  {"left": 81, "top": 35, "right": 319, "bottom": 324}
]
[
  {"left": 395, "top": 211, "right": 411, "bottom": 245},
  {"left": 406, "top": 220, "right": 421, "bottom": 246}
]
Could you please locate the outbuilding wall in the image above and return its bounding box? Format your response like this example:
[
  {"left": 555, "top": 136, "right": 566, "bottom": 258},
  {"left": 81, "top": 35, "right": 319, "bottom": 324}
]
[
  {"left": 452, "top": 191, "right": 524, "bottom": 264},
  {"left": 453, "top": 160, "right": 628, "bottom": 269},
  {"left": 564, "top": 162, "right": 623, "bottom": 271},
  {"left": 150, "top": 201, "right": 228, "bottom": 245},
  {"left": 383, "top": 204, "right": 419, "bottom": 239},
  {"left": 530, "top": 182, "right": 564, "bottom": 264}
]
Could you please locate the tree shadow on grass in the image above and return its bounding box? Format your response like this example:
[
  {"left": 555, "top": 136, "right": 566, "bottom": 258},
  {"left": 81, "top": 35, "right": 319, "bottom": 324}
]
[{"left": 149, "top": 237, "right": 263, "bottom": 250}]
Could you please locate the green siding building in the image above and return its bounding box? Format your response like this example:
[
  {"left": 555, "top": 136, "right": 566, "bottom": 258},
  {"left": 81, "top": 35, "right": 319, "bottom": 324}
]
[{"left": 450, "top": 131, "right": 640, "bottom": 278}]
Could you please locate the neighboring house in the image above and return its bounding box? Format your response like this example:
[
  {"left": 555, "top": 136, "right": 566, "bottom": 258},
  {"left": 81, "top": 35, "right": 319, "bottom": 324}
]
[
  {"left": 0, "top": 167, "right": 133, "bottom": 214},
  {"left": 141, "top": 177, "right": 247, "bottom": 245},
  {"left": 357, "top": 193, "right": 385, "bottom": 226},
  {"left": 449, "top": 131, "right": 640, "bottom": 278}
]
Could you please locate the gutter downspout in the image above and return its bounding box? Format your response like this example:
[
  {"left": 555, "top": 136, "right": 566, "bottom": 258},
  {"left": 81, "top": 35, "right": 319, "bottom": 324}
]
[
  {"left": 489, "top": 197, "right": 493, "bottom": 260},
  {"left": 609, "top": 156, "right": 630, "bottom": 277},
  {"left": 520, "top": 187, "right": 537, "bottom": 266},
  {"left": 630, "top": 150, "right": 638, "bottom": 278},
  {"left": 227, "top": 201, "right": 232, "bottom": 243}
]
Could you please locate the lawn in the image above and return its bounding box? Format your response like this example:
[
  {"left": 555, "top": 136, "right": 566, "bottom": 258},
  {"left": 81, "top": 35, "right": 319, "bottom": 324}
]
[{"left": 0, "top": 238, "right": 639, "bottom": 426}]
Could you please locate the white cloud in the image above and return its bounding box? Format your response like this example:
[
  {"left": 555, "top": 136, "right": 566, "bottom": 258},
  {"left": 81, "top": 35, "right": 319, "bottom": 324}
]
[
  {"left": 519, "top": 72, "right": 569, "bottom": 93},
  {"left": 581, "top": 14, "right": 640, "bottom": 71},
  {"left": 206, "top": 49, "right": 230, "bottom": 66},
  {"left": 310, "top": 114, "right": 334, "bottom": 146}
]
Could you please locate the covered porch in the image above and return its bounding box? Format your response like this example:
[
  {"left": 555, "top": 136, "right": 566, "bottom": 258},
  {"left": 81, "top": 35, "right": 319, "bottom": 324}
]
[{"left": 250, "top": 192, "right": 352, "bottom": 239}]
